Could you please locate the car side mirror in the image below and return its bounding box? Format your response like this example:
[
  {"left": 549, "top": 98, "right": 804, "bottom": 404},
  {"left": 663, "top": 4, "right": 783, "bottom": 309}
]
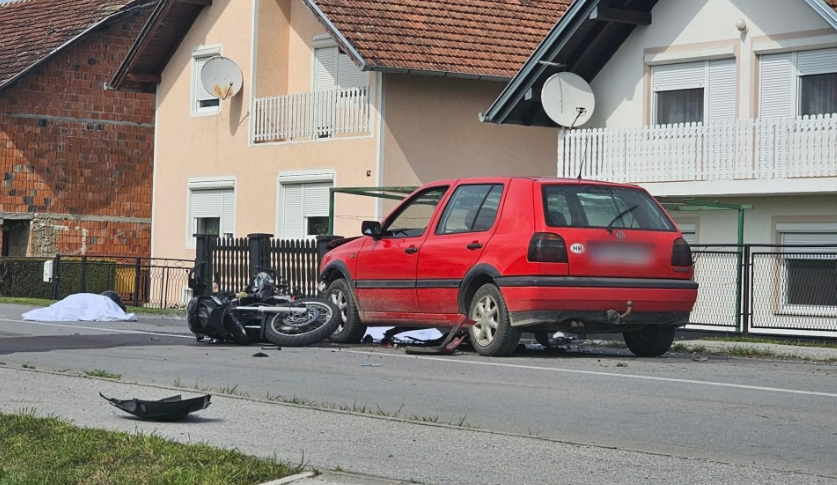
[{"left": 362, "top": 221, "right": 382, "bottom": 239}]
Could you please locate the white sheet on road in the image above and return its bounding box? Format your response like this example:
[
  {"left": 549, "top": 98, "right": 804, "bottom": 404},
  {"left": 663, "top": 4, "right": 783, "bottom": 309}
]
[
  {"left": 363, "top": 327, "right": 443, "bottom": 342},
  {"left": 21, "top": 294, "right": 137, "bottom": 322}
]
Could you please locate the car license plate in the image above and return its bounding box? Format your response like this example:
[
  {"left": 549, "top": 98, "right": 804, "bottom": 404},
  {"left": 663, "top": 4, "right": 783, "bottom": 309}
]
[{"left": 589, "top": 243, "right": 653, "bottom": 265}]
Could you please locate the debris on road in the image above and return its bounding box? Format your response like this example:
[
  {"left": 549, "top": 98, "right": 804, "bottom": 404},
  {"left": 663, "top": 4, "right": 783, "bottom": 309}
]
[
  {"left": 100, "top": 392, "right": 211, "bottom": 421},
  {"left": 359, "top": 363, "right": 382, "bottom": 367},
  {"left": 252, "top": 352, "right": 269, "bottom": 358},
  {"left": 692, "top": 352, "right": 709, "bottom": 362}
]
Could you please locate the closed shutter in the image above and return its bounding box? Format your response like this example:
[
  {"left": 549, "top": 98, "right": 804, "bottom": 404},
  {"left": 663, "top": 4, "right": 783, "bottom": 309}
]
[
  {"left": 677, "top": 223, "right": 698, "bottom": 245},
  {"left": 195, "top": 56, "right": 214, "bottom": 102},
  {"left": 192, "top": 190, "right": 223, "bottom": 218},
  {"left": 337, "top": 54, "right": 368, "bottom": 89},
  {"left": 222, "top": 189, "right": 235, "bottom": 236},
  {"left": 652, "top": 61, "right": 705, "bottom": 91},
  {"left": 314, "top": 47, "right": 339, "bottom": 92},
  {"left": 760, "top": 53, "right": 794, "bottom": 118},
  {"left": 707, "top": 58, "right": 736, "bottom": 122},
  {"left": 797, "top": 48, "right": 837, "bottom": 76},
  {"left": 282, "top": 184, "right": 305, "bottom": 239},
  {"left": 781, "top": 232, "right": 837, "bottom": 253},
  {"left": 302, "top": 182, "right": 331, "bottom": 217}
]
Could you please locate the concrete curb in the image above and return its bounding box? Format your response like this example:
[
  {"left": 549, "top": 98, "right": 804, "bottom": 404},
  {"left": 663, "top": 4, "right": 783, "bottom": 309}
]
[{"left": 258, "top": 472, "right": 317, "bottom": 485}]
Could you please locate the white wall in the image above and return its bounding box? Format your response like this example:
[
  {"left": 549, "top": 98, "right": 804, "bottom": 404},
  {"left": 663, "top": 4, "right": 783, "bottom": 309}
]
[{"left": 588, "top": 0, "right": 832, "bottom": 127}]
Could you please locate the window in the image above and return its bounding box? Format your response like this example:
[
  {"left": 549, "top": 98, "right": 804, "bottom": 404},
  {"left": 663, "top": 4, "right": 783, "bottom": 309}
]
[
  {"left": 760, "top": 48, "right": 837, "bottom": 118},
  {"left": 313, "top": 45, "right": 368, "bottom": 92},
  {"left": 677, "top": 223, "right": 698, "bottom": 246},
  {"left": 280, "top": 181, "right": 332, "bottom": 239},
  {"left": 779, "top": 228, "right": 837, "bottom": 311},
  {"left": 652, "top": 58, "right": 735, "bottom": 125},
  {"left": 437, "top": 185, "right": 503, "bottom": 235},
  {"left": 189, "top": 185, "right": 234, "bottom": 243},
  {"left": 192, "top": 45, "right": 222, "bottom": 116},
  {"left": 542, "top": 185, "right": 675, "bottom": 231},
  {"left": 382, "top": 188, "right": 448, "bottom": 238}
]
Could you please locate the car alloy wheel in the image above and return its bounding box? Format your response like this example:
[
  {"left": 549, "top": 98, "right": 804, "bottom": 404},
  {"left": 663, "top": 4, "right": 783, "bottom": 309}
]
[
  {"left": 471, "top": 294, "right": 499, "bottom": 346},
  {"left": 329, "top": 289, "right": 348, "bottom": 334}
]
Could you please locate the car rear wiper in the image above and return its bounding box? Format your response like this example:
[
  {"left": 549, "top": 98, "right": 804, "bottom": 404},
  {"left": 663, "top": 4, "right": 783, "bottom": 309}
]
[{"left": 606, "top": 205, "right": 639, "bottom": 233}]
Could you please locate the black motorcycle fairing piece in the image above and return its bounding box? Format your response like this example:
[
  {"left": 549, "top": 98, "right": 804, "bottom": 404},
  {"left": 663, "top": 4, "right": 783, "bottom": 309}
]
[{"left": 100, "top": 393, "right": 211, "bottom": 421}]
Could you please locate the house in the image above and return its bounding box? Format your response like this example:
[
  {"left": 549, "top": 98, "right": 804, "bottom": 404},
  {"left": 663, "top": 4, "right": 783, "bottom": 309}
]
[
  {"left": 0, "top": 0, "right": 156, "bottom": 257},
  {"left": 109, "top": 0, "right": 566, "bottom": 261},
  {"left": 482, "top": 0, "right": 837, "bottom": 336}
]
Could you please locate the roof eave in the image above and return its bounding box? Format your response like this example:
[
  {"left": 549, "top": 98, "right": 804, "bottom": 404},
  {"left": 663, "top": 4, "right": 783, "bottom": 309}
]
[
  {"left": 300, "top": 0, "right": 371, "bottom": 71},
  {"left": 0, "top": 1, "right": 155, "bottom": 93},
  {"left": 480, "top": 0, "right": 599, "bottom": 125},
  {"left": 371, "top": 67, "right": 511, "bottom": 82},
  {"left": 802, "top": 0, "right": 837, "bottom": 30}
]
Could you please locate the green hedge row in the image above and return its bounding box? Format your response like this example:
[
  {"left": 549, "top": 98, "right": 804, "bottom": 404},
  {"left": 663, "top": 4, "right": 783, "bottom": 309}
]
[{"left": 0, "top": 258, "right": 118, "bottom": 300}]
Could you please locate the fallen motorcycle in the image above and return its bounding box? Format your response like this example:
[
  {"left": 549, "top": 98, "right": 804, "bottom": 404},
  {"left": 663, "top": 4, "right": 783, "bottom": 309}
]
[{"left": 186, "top": 262, "right": 341, "bottom": 347}]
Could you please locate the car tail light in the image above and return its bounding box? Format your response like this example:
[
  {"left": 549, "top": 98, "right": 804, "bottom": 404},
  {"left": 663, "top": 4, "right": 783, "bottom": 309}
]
[
  {"left": 671, "top": 238, "right": 693, "bottom": 267},
  {"left": 528, "top": 233, "right": 568, "bottom": 263}
]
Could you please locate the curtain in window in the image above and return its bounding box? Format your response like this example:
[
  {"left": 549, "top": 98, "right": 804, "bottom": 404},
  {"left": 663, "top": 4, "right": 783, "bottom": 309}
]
[
  {"left": 800, "top": 73, "right": 837, "bottom": 117},
  {"left": 656, "top": 88, "right": 704, "bottom": 125}
]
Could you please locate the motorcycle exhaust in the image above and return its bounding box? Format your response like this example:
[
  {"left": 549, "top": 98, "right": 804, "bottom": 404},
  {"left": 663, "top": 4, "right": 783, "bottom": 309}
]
[{"left": 235, "top": 306, "right": 309, "bottom": 314}]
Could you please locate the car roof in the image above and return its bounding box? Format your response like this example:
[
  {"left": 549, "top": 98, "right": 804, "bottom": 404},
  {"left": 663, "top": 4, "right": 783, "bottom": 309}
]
[{"left": 432, "top": 177, "right": 639, "bottom": 189}]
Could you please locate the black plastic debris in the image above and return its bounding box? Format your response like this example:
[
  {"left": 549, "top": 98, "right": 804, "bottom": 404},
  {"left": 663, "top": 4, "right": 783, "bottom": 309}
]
[
  {"left": 252, "top": 352, "right": 269, "bottom": 358},
  {"left": 100, "top": 393, "right": 211, "bottom": 422}
]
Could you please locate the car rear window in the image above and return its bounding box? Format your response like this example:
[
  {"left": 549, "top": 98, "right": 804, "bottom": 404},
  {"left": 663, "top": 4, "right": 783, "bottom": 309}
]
[{"left": 542, "top": 184, "right": 675, "bottom": 231}]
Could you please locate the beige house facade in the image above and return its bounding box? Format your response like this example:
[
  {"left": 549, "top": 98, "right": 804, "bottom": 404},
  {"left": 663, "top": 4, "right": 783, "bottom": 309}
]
[{"left": 111, "top": 0, "right": 564, "bottom": 261}]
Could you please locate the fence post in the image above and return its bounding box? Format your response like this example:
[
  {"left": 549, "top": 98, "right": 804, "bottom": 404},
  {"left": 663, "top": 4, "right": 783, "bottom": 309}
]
[
  {"left": 248, "top": 233, "right": 273, "bottom": 279},
  {"left": 80, "top": 255, "right": 88, "bottom": 294},
  {"left": 52, "top": 254, "right": 61, "bottom": 300},
  {"left": 741, "top": 245, "right": 752, "bottom": 336},
  {"left": 316, "top": 235, "right": 343, "bottom": 271},
  {"left": 133, "top": 257, "right": 141, "bottom": 307},
  {"left": 194, "top": 233, "right": 218, "bottom": 297}
]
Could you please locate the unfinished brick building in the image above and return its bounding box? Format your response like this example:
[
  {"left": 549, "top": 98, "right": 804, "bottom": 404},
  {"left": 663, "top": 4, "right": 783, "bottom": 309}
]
[{"left": 0, "top": 0, "right": 155, "bottom": 257}]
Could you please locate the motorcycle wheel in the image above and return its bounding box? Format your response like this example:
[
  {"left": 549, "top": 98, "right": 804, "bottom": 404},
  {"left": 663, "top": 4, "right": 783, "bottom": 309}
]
[{"left": 263, "top": 298, "right": 341, "bottom": 347}]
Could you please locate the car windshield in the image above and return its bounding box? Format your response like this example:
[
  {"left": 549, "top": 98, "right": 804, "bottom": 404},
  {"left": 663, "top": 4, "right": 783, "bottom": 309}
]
[{"left": 542, "top": 184, "right": 675, "bottom": 231}]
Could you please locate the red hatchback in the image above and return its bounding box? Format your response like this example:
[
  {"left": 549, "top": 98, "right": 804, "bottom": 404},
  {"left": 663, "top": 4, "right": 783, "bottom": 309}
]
[{"left": 319, "top": 177, "right": 698, "bottom": 357}]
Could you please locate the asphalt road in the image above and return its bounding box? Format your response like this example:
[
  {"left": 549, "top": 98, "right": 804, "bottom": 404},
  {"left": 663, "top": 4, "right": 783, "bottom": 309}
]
[{"left": 1, "top": 303, "right": 836, "bottom": 483}]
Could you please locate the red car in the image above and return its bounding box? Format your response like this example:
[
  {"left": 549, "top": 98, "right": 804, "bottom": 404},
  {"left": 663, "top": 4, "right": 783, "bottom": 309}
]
[{"left": 319, "top": 177, "right": 698, "bottom": 357}]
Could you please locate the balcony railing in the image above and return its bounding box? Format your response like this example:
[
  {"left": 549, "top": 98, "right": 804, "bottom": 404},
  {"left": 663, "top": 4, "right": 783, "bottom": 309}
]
[
  {"left": 253, "top": 87, "right": 371, "bottom": 143},
  {"left": 559, "top": 114, "right": 837, "bottom": 184}
]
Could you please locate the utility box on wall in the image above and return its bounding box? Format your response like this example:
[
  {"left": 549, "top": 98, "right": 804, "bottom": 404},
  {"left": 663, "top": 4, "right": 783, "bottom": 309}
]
[{"left": 42, "top": 260, "right": 53, "bottom": 283}]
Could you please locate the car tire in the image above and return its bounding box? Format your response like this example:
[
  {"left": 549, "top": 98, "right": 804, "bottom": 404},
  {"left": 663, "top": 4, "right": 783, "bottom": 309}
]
[
  {"left": 326, "top": 279, "right": 366, "bottom": 344},
  {"left": 623, "top": 326, "right": 677, "bottom": 357},
  {"left": 468, "top": 284, "right": 521, "bottom": 357}
]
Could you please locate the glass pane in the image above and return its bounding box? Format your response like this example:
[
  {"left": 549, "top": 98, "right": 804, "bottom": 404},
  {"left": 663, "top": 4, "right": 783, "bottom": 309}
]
[
  {"left": 656, "top": 88, "right": 704, "bottom": 125},
  {"left": 307, "top": 217, "right": 329, "bottom": 236},
  {"left": 800, "top": 73, "right": 837, "bottom": 117},
  {"left": 472, "top": 185, "right": 503, "bottom": 232},
  {"left": 542, "top": 185, "right": 675, "bottom": 231},
  {"left": 199, "top": 99, "right": 220, "bottom": 108},
  {"left": 438, "top": 185, "right": 494, "bottom": 234},
  {"left": 384, "top": 188, "right": 447, "bottom": 238},
  {"left": 197, "top": 217, "right": 220, "bottom": 235},
  {"left": 786, "top": 259, "right": 837, "bottom": 306}
]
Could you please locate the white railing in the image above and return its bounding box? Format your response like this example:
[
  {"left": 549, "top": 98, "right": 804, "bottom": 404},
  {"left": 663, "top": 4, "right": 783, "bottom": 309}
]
[
  {"left": 253, "top": 87, "right": 371, "bottom": 143},
  {"left": 559, "top": 114, "right": 837, "bottom": 183}
]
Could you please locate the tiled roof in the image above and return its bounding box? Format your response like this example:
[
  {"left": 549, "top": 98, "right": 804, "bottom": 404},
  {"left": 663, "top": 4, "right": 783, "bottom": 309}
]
[
  {"left": 827, "top": 0, "right": 837, "bottom": 11},
  {"left": 0, "top": 0, "right": 144, "bottom": 88},
  {"left": 309, "top": 0, "right": 572, "bottom": 79}
]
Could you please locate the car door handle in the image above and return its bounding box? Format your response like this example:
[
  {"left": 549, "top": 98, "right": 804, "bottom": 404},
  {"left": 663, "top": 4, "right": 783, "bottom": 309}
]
[
  {"left": 405, "top": 246, "right": 418, "bottom": 254},
  {"left": 467, "top": 242, "right": 483, "bottom": 250}
]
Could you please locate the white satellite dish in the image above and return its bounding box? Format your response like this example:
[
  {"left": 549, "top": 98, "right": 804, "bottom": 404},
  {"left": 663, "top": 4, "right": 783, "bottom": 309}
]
[
  {"left": 200, "top": 56, "right": 243, "bottom": 100},
  {"left": 541, "top": 72, "right": 595, "bottom": 128}
]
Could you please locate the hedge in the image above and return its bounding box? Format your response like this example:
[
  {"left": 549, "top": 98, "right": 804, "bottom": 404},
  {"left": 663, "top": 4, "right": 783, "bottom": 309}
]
[{"left": 0, "top": 258, "right": 118, "bottom": 300}]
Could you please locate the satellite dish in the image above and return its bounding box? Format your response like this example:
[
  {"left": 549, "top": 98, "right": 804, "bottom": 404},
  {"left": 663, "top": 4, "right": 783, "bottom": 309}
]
[
  {"left": 200, "top": 56, "right": 243, "bottom": 100},
  {"left": 541, "top": 72, "right": 595, "bottom": 128}
]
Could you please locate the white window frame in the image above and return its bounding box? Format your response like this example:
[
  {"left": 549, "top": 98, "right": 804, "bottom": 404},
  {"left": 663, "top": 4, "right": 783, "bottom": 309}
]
[
  {"left": 759, "top": 47, "right": 837, "bottom": 118},
  {"left": 650, "top": 57, "right": 736, "bottom": 126},
  {"left": 276, "top": 170, "right": 337, "bottom": 239},
  {"left": 775, "top": 222, "right": 837, "bottom": 317},
  {"left": 185, "top": 176, "right": 236, "bottom": 249},
  {"left": 191, "top": 44, "right": 223, "bottom": 117}
]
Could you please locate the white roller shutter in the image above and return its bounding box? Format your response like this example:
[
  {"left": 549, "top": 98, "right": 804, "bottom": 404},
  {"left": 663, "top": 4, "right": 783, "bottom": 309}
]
[
  {"left": 222, "top": 189, "right": 235, "bottom": 236},
  {"left": 195, "top": 56, "right": 214, "bottom": 102},
  {"left": 337, "top": 55, "right": 368, "bottom": 89},
  {"left": 760, "top": 53, "right": 794, "bottom": 119},
  {"left": 314, "top": 47, "right": 339, "bottom": 92},
  {"left": 797, "top": 48, "right": 837, "bottom": 76},
  {"left": 707, "top": 58, "right": 736, "bottom": 122},
  {"left": 192, "top": 190, "right": 223, "bottom": 218},
  {"left": 652, "top": 61, "right": 706, "bottom": 91},
  {"left": 302, "top": 182, "right": 331, "bottom": 217},
  {"left": 282, "top": 185, "right": 305, "bottom": 239},
  {"left": 781, "top": 232, "right": 837, "bottom": 253},
  {"left": 677, "top": 223, "right": 698, "bottom": 246}
]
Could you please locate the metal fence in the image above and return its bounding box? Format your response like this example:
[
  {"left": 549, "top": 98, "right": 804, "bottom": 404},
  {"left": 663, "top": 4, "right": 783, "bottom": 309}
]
[{"left": 687, "top": 247, "right": 740, "bottom": 332}]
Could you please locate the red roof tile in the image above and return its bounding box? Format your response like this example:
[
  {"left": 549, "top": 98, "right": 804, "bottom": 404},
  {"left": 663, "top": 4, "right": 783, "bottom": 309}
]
[
  {"left": 311, "top": 0, "right": 572, "bottom": 79},
  {"left": 0, "top": 0, "right": 144, "bottom": 87},
  {"left": 827, "top": 0, "right": 837, "bottom": 11}
]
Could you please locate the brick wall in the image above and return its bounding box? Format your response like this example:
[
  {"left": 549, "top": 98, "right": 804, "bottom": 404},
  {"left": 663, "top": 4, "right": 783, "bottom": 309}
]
[{"left": 0, "top": 9, "right": 154, "bottom": 257}]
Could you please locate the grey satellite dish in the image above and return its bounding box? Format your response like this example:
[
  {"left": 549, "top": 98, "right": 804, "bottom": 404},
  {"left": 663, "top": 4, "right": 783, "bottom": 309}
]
[
  {"left": 200, "top": 56, "right": 243, "bottom": 100},
  {"left": 541, "top": 72, "right": 595, "bottom": 128}
]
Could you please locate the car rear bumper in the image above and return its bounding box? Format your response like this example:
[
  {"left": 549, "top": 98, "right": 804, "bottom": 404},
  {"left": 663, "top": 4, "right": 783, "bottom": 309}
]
[{"left": 495, "top": 276, "right": 697, "bottom": 328}]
